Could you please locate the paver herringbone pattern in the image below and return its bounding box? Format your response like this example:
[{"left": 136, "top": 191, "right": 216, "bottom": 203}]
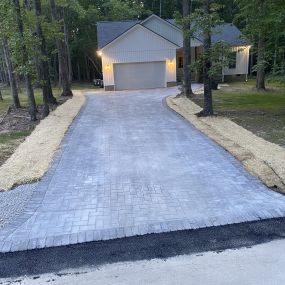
[{"left": 0, "top": 86, "right": 285, "bottom": 252}]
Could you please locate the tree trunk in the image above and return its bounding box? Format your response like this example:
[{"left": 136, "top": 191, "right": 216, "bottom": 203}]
[
  {"left": 77, "top": 61, "right": 81, "bottom": 81},
  {"left": 0, "top": 88, "right": 3, "bottom": 101},
  {"left": 182, "top": 0, "right": 193, "bottom": 97},
  {"left": 34, "top": 0, "right": 57, "bottom": 112},
  {"left": 85, "top": 56, "right": 90, "bottom": 81},
  {"left": 202, "top": 0, "right": 213, "bottom": 116},
  {"left": 2, "top": 38, "right": 21, "bottom": 108},
  {"left": 13, "top": 0, "right": 37, "bottom": 121},
  {"left": 49, "top": 0, "right": 73, "bottom": 97},
  {"left": 256, "top": 34, "right": 266, "bottom": 90},
  {"left": 64, "top": 15, "right": 72, "bottom": 83}
]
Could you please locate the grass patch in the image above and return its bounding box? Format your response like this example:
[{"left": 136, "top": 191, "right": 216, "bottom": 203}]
[
  {"left": 0, "top": 86, "right": 62, "bottom": 115},
  {"left": 0, "top": 82, "right": 99, "bottom": 116},
  {"left": 192, "top": 81, "right": 285, "bottom": 147},
  {"left": 72, "top": 81, "right": 100, "bottom": 90},
  {"left": 0, "top": 131, "right": 31, "bottom": 144},
  {"left": 0, "top": 131, "right": 32, "bottom": 167}
]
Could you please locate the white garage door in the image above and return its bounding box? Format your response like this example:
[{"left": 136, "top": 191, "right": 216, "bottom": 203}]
[{"left": 114, "top": 61, "right": 166, "bottom": 91}]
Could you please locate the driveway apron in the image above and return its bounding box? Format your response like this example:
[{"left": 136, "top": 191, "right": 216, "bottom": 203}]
[{"left": 0, "top": 86, "right": 285, "bottom": 252}]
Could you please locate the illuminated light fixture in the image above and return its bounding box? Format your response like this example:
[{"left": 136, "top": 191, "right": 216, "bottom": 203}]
[
  {"left": 97, "top": 50, "right": 103, "bottom": 56},
  {"left": 105, "top": 64, "right": 111, "bottom": 70},
  {"left": 168, "top": 59, "right": 174, "bottom": 66}
]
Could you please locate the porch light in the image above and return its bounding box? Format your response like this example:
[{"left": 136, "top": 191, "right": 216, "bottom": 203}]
[
  {"left": 105, "top": 64, "right": 111, "bottom": 71},
  {"left": 97, "top": 50, "right": 103, "bottom": 56},
  {"left": 168, "top": 59, "right": 174, "bottom": 66}
]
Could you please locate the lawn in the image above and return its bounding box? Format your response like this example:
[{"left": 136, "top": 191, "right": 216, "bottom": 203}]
[{"left": 192, "top": 80, "right": 285, "bottom": 147}]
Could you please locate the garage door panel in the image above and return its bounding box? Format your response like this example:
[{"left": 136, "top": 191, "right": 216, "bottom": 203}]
[{"left": 114, "top": 62, "right": 166, "bottom": 91}]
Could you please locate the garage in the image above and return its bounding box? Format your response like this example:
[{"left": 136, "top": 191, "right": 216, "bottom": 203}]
[{"left": 114, "top": 61, "right": 166, "bottom": 91}]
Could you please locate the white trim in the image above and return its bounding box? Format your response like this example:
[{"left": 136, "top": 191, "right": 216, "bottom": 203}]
[{"left": 100, "top": 24, "right": 179, "bottom": 52}]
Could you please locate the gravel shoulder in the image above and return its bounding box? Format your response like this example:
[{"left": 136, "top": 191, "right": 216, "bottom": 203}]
[
  {"left": 0, "top": 91, "right": 85, "bottom": 191},
  {"left": 167, "top": 95, "right": 285, "bottom": 192}
]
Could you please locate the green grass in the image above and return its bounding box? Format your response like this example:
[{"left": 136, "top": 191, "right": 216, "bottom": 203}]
[
  {"left": 192, "top": 81, "right": 285, "bottom": 147},
  {"left": 72, "top": 81, "right": 100, "bottom": 90},
  {"left": 0, "top": 86, "right": 62, "bottom": 115},
  {"left": 0, "top": 82, "right": 99, "bottom": 116},
  {"left": 0, "top": 131, "right": 31, "bottom": 144}
]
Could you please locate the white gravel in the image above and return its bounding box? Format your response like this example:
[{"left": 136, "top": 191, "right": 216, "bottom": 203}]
[
  {"left": 0, "top": 184, "right": 35, "bottom": 228},
  {"left": 0, "top": 90, "right": 85, "bottom": 227}
]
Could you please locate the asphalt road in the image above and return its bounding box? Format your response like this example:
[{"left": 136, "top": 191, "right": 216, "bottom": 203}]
[{"left": 1, "top": 218, "right": 285, "bottom": 282}]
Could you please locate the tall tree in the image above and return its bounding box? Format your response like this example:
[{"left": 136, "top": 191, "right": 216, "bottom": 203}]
[
  {"left": 235, "top": 0, "right": 285, "bottom": 90},
  {"left": 34, "top": 0, "right": 57, "bottom": 115},
  {"left": 49, "top": 0, "right": 73, "bottom": 97},
  {"left": 182, "top": 0, "right": 193, "bottom": 97},
  {"left": 12, "top": 0, "right": 37, "bottom": 120},
  {"left": 2, "top": 38, "right": 20, "bottom": 108},
  {"left": 190, "top": 0, "right": 228, "bottom": 116},
  {"left": 0, "top": 1, "right": 21, "bottom": 107},
  {"left": 201, "top": 0, "right": 213, "bottom": 115}
]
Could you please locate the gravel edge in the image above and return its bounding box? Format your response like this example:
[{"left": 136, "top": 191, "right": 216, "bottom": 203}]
[
  {"left": 0, "top": 91, "right": 86, "bottom": 191},
  {"left": 167, "top": 95, "right": 285, "bottom": 193}
]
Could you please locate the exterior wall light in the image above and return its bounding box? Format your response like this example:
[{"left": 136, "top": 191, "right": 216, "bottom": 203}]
[
  {"left": 97, "top": 51, "right": 103, "bottom": 56},
  {"left": 105, "top": 64, "right": 111, "bottom": 71}
]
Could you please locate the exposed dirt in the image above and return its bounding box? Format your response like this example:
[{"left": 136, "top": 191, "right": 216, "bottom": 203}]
[
  {"left": 0, "top": 98, "right": 69, "bottom": 168},
  {"left": 0, "top": 98, "right": 68, "bottom": 133}
]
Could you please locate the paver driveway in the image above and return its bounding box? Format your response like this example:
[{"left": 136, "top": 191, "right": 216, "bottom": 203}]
[{"left": 1, "top": 86, "right": 285, "bottom": 252}]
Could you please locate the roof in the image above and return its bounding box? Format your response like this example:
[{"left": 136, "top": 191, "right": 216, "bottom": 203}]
[
  {"left": 211, "top": 24, "right": 249, "bottom": 46},
  {"left": 99, "top": 23, "right": 180, "bottom": 51},
  {"left": 166, "top": 19, "right": 249, "bottom": 46},
  {"left": 97, "top": 20, "right": 139, "bottom": 49},
  {"left": 97, "top": 15, "right": 249, "bottom": 49}
]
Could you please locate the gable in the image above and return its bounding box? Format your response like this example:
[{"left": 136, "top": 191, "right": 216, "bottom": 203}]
[
  {"left": 141, "top": 15, "right": 202, "bottom": 47},
  {"left": 102, "top": 24, "right": 178, "bottom": 53},
  {"left": 96, "top": 15, "right": 247, "bottom": 50}
]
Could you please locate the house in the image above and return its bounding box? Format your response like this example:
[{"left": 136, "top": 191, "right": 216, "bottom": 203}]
[{"left": 96, "top": 14, "right": 250, "bottom": 91}]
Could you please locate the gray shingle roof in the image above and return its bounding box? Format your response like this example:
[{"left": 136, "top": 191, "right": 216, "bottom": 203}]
[
  {"left": 97, "top": 20, "right": 139, "bottom": 49},
  {"left": 211, "top": 23, "right": 249, "bottom": 46},
  {"left": 166, "top": 19, "right": 249, "bottom": 46},
  {"left": 97, "top": 16, "right": 249, "bottom": 49}
]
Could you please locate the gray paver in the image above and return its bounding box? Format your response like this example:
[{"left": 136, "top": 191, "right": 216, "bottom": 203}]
[{"left": 0, "top": 86, "right": 285, "bottom": 252}]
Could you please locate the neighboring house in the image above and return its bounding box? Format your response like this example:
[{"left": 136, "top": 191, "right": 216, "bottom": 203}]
[{"left": 97, "top": 14, "right": 250, "bottom": 91}]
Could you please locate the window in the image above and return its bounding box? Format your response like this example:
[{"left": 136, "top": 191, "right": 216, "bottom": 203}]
[
  {"left": 178, "top": 57, "right": 183, "bottom": 68},
  {"left": 228, "top": 52, "right": 237, "bottom": 69}
]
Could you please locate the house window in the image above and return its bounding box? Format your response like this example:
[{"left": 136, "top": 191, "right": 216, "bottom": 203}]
[
  {"left": 228, "top": 52, "right": 237, "bottom": 69},
  {"left": 178, "top": 56, "right": 183, "bottom": 68}
]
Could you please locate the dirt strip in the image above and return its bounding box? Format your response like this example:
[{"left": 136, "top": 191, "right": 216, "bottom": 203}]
[
  {"left": 167, "top": 95, "right": 285, "bottom": 193},
  {"left": 0, "top": 91, "right": 85, "bottom": 191}
]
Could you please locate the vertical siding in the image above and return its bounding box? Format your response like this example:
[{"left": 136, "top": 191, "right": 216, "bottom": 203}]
[
  {"left": 223, "top": 46, "right": 251, "bottom": 75},
  {"left": 102, "top": 25, "right": 177, "bottom": 86},
  {"left": 143, "top": 17, "right": 183, "bottom": 46},
  {"left": 142, "top": 17, "right": 202, "bottom": 47}
]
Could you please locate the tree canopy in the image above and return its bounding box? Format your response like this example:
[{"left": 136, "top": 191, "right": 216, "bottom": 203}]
[{"left": 0, "top": 0, "right": 284, "bottom": 119}]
